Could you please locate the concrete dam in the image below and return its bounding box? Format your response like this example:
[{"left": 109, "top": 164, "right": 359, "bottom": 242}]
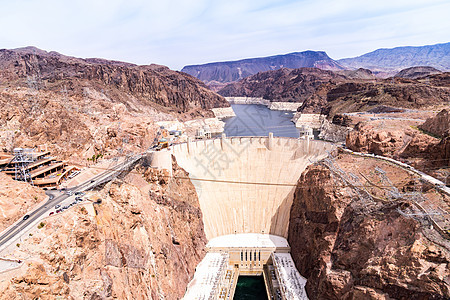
[
  {"left": 151, "top": 135, "right": 334, "bottom": 299},
  {"left": 172, "top": 135, "right": 333, "bottom": 240}
]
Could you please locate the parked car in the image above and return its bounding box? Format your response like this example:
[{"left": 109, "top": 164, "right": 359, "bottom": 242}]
[
  {"left": 55, "top": 205, "right": 61, "bottom": 209},
  {"left": 23, "top": 214, "right": 30, "bottom": 220},
  {"left": 49, "top": 212, "right": 54, "bottom": 216}
]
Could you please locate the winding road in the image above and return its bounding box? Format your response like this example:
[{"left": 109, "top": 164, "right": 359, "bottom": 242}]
[{"left": 0, "top": 154, "right": 142, "bottom": 251}]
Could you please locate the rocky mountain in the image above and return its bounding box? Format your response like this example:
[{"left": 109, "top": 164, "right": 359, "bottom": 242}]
[
  {"left": 0, "top": 160, "right": 207, "bottom": 299},
  {"left": 288, "top": 153, "right": 450, "bottom": 299},
  {"left": 395, "top": 66, "right": 442, "bottom": 79},
  {"left": 0, "top": 47, "right": 229, "bottom": 160},
  {"left": 338, "top": 42, "right": 450, "bottom": 72},
  {"left": 219, "top": 64, "right": 449, "bottom": 115},
  {"left": 0, "top": 47, "right": 229, "bottom": 115},
  {"left": 336, "top": 68, "right": 376, "bottom": 80},
  {"left": 218, "top": 67, "right": 346, "bottom": 102},
  {"left": 299, "top": 73, "right": 450, "bottom": 116},
  {"left": 0, "top": 47, "right": 219, "bottom": 299},
  {"left": 181, "top": 51, "right": 344, "bottom": 87}
]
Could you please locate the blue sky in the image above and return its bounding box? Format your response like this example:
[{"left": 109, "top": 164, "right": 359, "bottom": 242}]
[{"left": 0, "top": 0, "right": 449, "bottom": 70}]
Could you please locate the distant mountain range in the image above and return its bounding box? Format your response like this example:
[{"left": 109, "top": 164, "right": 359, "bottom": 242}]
[
  {"left": 181, "top": 51, "right": 344, "bottom": 88},
  {"left": 182, "top": 42, "right": 450, "bottom": 87},
  {"left": 338, "top": 42, "right": 450, "bottom": 72}
]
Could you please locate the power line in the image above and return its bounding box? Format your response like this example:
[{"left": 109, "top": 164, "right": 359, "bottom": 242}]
[
  {"left": 69, "top": 158, "right": 449, "bottom": 175},
  {"left": 65, "top": 160, "right": 444, "bottom": 189}
]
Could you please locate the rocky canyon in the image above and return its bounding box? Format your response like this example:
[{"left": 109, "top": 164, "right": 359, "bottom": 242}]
[{"left": 0, "top": 158, "right": 206, "bottom": 299}]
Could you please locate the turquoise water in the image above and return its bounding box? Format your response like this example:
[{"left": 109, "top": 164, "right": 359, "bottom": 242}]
[{"left": 233, "top": 276, "right": 268, "bottom": 300}]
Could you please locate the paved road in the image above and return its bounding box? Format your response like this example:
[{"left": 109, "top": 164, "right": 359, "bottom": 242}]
[
  {"left": 0, "top": 154, "right": 142, "bottom": 250},
  {"left": 0, "top": 192, "right": 70, "bottom": 249}
]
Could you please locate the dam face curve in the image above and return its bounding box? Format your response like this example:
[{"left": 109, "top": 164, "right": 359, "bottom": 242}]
[{"left": 172, "top": 136, "right": 333, "bottom": 240}]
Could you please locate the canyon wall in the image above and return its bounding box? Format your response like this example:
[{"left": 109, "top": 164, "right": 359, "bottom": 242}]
[
  {"left": 0, "top": 47, "right": 231, "bottom": 161},
  {"left": 288, "top": 153, "right": 450, "bottom": 299},
  {"left": 0, "top": 47, "right": 229, "bottom": 116},
  {"left": 225, "top": 96, "right": 302, "bottom": 111},
  {"left": 0, "top": 160, "right": 206, "bottom": 299}
]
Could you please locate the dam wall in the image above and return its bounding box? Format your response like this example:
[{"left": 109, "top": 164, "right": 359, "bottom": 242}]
[{"left": 172, "top": 136, "right": 333, "bottom": 240}]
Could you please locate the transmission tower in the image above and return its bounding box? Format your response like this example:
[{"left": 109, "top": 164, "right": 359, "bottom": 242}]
[{"left": 12, "top": 148, "right": 34, "bottom": 184}]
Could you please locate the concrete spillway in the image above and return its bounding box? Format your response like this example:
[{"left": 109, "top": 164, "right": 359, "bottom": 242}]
[
  {"left": 184, "top": 233, "right": 308, "bottom": 300},
  {"left": 172, "top": 135, "right": 333, "bottom": 240}
]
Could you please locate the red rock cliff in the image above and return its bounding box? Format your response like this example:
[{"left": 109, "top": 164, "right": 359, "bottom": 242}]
[{"left": 288, "top": 154, "right": 450, "bottom": 299}]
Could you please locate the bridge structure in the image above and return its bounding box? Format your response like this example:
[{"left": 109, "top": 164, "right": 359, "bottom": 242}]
[{"left": 150, "top": 134, "right": 334, "bottom": 299}]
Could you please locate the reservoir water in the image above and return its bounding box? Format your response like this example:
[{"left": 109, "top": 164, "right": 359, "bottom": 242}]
[{"left": 223, "top": 104, "right": 300, "bottom": 138}]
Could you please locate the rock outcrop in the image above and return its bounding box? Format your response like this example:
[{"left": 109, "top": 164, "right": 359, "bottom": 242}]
[
  {"left": 288, "top": 154, "right": 450, "bottom": 299},
  {"left": 419, "top": 109, "right": 450, "bottom": 138},
  {"left": 395, "top": 66, "right": 442, "bottom": 79},
  {"left": 302, "top": 75, "right": 450, "bottom": 117},
  {"left": 346, "top": 122, "right": 448, "bottom": 159},
  {"left": 219, "top": 67, "right": 346, "bottom": 103},
  {"left": 345, "top": 119, "right": 450, "bottom": 185},
  {"left": 318, "top": 119, "right": 352, "bottom": 143},
  {"left": 0, "top": 158, "right": 207, "bottom": 299},
  {"left": 337, "top": 68, "right": 376, "bottom": 80}
]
